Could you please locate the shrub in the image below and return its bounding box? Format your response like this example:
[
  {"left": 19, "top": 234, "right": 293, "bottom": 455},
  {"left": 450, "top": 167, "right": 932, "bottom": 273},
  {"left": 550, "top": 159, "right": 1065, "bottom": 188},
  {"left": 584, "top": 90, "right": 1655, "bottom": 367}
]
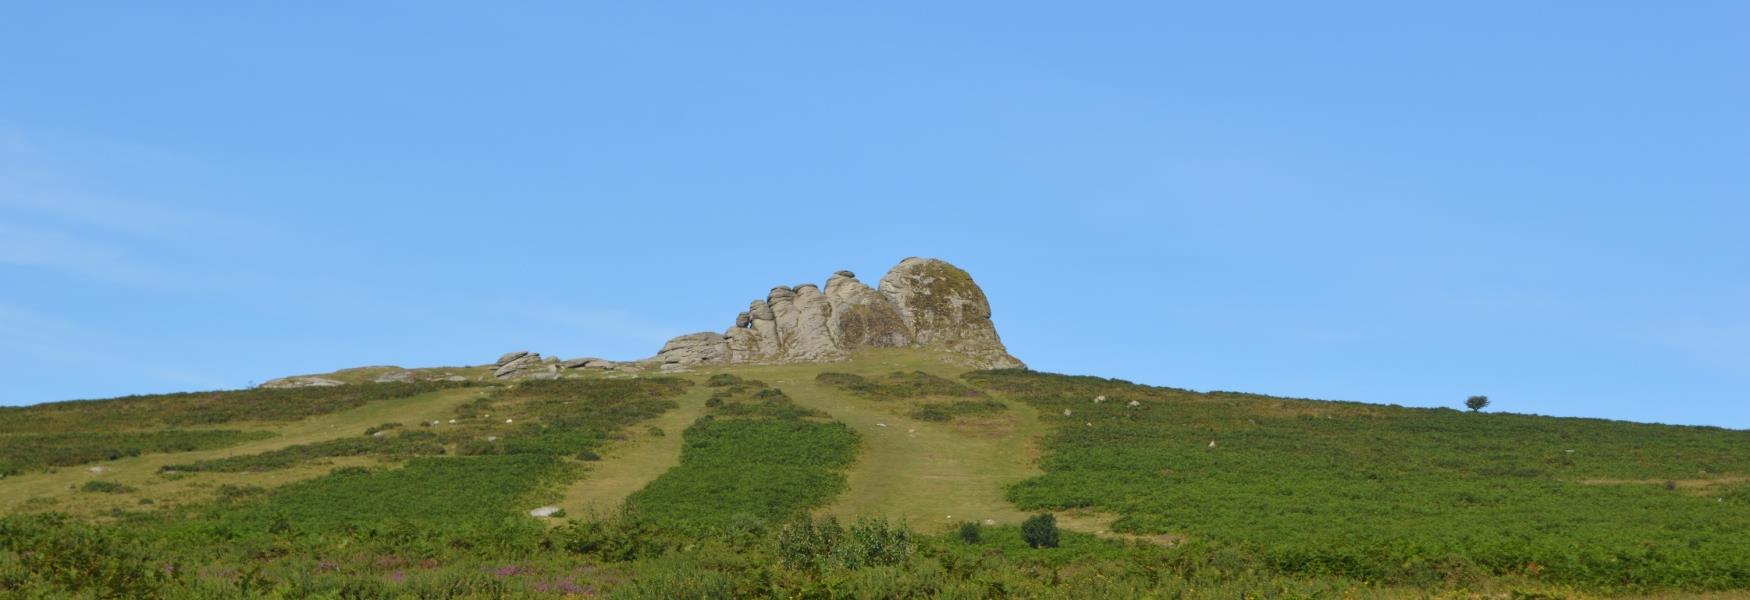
[
  {"left": 647, "top": 426, "right": 666, "bottom": 437},
  {"left": 958, "top": 521, "right": 982, "bottom": 544},
  {"left": 706, "top": 374, "right": 745, "bottom": 387},
  {"left": 577, "top": 449, "right": 602, "bottom": 461},
  {"left": 1466, "top": 395, "right": 1490, "bottom": 412},
  {"left": 363, "top": 422, "right": 403, "bottom": 436},
  {"left": 1021, "top": 513, "right": 1059, "bottom": 549},
  {"left": 80, "top": 480, "right": 135, "bottom": 494}
]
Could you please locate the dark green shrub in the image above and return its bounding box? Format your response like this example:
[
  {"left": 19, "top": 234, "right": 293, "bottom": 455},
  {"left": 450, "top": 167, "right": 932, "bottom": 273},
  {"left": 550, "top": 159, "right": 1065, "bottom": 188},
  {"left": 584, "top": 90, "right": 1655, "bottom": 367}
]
[
  {"left": 958, "top": 521, "right": 982, "bottom": 544},
  {"left": 1022, "top": 513, "right": 1059, "bottom": 549},
  {"left": 1466, "top": 395, "right": 1490, "bottom": 412},
  {"left": 706, "top": 374, "right": 745, "bottom": 387},
  {"left": 576, "top": 449, "right": 602, "bottom": 461},
  {"left": 363, "top": 422, "right": 403, "bottom": 436},
  {"left": 80, "top": 480, "right": 135, "bottom": 494}
]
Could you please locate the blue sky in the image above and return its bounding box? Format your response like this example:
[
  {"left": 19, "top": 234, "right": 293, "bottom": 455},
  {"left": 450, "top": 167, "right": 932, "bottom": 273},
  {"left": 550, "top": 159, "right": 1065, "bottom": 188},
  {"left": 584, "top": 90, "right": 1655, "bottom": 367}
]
[{"left": 2, "top": 3, "right": 1745, "bottom": 428}]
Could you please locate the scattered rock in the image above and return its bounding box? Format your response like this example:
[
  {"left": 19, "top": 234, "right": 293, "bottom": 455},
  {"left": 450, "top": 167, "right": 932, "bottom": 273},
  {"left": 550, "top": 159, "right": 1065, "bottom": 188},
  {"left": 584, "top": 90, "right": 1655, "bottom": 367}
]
[
  {"left": 529, "top": 506, "right": 562, "bottom": 518},
  {"left": 496, "top": 351, "right": 532, "bottom": 366},
  {"left": 494, "top": 353, "right": 544, "bottom": 379},
  {"left": 372, "top": 370, "right": 417, "bottom": 383}
]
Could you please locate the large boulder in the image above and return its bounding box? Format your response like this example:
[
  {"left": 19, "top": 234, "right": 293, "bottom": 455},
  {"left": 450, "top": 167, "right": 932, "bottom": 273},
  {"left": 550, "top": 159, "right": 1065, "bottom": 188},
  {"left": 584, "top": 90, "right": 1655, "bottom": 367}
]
[
  {"left": 655, "top": 332, "right": 730, "bottom": 370},
  {"left": 494, "top": 353, "right": 544, "bottom": 379},
  {"left": 878, "top": 257, "right": 1024, "bottom": 369}
]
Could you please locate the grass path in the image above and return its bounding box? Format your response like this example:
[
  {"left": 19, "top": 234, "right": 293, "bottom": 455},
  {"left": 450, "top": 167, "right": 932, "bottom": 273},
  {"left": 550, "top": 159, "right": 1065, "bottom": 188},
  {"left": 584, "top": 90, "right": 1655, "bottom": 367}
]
[
  {"left": 0, "top": 386, "right": 493, "bottom": 516},
  {"left": 696, "top": 351, "right": 1047, "bottom": 533},
  {"left": 553, "top": 383, "right": 712, "bottom": 518}
]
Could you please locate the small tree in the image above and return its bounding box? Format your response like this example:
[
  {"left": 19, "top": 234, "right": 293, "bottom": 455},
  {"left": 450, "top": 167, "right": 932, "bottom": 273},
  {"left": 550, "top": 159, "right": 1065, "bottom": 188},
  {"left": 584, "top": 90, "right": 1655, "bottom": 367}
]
[
  {"left": 1465, "top": 395, "right": 1490, "bottom": 412},
  {"left": 1021, "top": 513, "right": 1059, "bottom": 549}
]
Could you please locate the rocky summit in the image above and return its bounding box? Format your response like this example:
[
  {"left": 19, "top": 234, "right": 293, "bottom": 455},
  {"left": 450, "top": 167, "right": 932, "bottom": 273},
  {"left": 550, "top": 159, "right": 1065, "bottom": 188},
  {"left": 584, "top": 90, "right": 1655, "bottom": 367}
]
[{"left": 653, "top": 257, "right": 1024, "bottom": 371}]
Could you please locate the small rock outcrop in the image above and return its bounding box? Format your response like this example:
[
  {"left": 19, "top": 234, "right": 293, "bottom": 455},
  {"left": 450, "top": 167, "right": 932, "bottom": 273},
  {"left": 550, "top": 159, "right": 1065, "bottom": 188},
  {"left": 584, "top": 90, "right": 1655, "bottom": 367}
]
[
  {"left": 259, "top": 376, "right": 345, "bottom": 389},
  {"left": 653, "top": 257, "right": 1023, "bottom": 370}
]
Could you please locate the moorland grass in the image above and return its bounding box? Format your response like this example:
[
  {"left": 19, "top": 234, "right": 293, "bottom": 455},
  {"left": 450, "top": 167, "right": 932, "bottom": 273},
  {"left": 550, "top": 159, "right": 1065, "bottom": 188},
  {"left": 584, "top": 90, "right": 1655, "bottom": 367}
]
[
  {"left": 966, "top": 369, "right": 1750, "bottom": 592},
  {"left": 0, "top": 381, "right": 481, "bottom": 434},
  {"left": 625, "top": 382, "right": 859, "bottom": 531},
  {"left": 0, "top": 430, "right": 274, "bottom": 476}
]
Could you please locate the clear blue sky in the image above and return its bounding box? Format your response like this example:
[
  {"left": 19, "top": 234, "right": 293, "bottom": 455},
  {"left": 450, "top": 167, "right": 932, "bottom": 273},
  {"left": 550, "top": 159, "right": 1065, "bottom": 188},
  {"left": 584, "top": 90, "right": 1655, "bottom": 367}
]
[{"left": 2, "top": 3, "right": 1745, "bottom": 428}]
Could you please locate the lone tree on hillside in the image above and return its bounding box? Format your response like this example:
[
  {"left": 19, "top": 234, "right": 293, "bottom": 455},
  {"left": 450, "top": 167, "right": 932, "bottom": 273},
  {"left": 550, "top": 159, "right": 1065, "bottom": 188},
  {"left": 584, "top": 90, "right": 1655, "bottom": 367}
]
[
  {"left": 1021, "top": 513, "right": 1060, "bottom": 549},
  {"left": 1465, "top": 395, "right": 1491, "bottom": 412}
]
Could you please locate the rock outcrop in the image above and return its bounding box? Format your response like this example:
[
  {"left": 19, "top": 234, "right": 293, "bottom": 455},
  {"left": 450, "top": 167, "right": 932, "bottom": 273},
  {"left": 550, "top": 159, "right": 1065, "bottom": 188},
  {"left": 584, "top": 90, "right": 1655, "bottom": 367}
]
[
  {"left": 653, "top": 257, "right": 1023, "bottom": 370},
  {"left": 259, "top": 376, "right": 345, "bottom": 389}
]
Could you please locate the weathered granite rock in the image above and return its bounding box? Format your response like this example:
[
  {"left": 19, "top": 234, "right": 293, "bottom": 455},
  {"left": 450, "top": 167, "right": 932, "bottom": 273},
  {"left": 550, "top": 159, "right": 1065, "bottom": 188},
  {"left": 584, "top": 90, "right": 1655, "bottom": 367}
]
[
  {"left": 654, "top": 332, "right": 729, "bottom": 369},
  {"left": 561, "top": 358, "right": 595, "bottom": 369},
  {"left": 650, "top": 257, "right": 1023, "bottom": 369},
  {"left": 879, "top": 257, "right": 1024, "bottom": 369},
  {"left": 372, "top": 370, "right": 417, "bottom": 383},
  {"left": 260, "top": 376, "right": 345, "bottom": 389},
  {"left": 825, "top": 271, "right": 911, "bottom": 349},
  {"left": 785, "top": 284, "right": 841, "bottom": 361},
  {"left": 494, "top": 353, "right": 544, "bottom": 379},
  {"left": 496, "top": 351, "right": 531, "bottom": 366}
]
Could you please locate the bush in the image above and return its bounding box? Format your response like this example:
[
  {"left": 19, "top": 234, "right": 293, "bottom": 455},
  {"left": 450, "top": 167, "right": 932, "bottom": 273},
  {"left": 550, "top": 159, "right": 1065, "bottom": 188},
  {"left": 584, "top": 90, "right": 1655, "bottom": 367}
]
[
  {"left": 1466, "top": 395, "right": 1490, "bottom": 412},
  {"left": 958, "top": 521, "right": 982, "bottom": 544},
  {"left": 1021, "top": 513, "right": 1059, "bottom": 549},
  {"left": 705, "top": 374, "right": 745, "bottom": 387},
  {"left": 363, "top": 422, "right": 403, "bottom": 436},
  {"left": 80, "top": 480, "right": 135, "bottom": 494}
]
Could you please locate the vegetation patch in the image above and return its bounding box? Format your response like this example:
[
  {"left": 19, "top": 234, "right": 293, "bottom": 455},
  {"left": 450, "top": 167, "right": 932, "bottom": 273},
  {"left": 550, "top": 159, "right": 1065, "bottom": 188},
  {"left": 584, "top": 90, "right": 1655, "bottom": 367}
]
[
  {"left": 0, "top": 381, "right": 481, "bottom": 434},
  {"left": 965, "top": 369, "right": 1750, "bottom": 591},
  {"left": 816, "top": 371, "right": 984, "bottom": 402},
  {"left": 79, "top": 480, "right": 137, "bottom": 494},
  {"left": 819, "top": 370, "right": 1006, "bottom": 424},
  {"left": 0, "top": 430, "right": 274, "bottom": 476},
  {"left": 163, "top": 378, "right": 691, "bottom": 474},
  {"left": 209, "top": 455, "right": 568, "bottom": 533},
  {"left": 705, "top": 379, "right": 825, "bottom": 420},
  {"left": 626, "top": 415, "right": 859, "bottom": 531}
]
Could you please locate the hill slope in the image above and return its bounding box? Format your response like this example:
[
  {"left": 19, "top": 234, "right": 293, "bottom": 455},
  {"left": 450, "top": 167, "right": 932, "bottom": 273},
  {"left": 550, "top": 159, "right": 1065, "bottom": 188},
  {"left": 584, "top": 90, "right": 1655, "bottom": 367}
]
[{"left": 4, "top": 348, "right": 1748, "bottom": 597}]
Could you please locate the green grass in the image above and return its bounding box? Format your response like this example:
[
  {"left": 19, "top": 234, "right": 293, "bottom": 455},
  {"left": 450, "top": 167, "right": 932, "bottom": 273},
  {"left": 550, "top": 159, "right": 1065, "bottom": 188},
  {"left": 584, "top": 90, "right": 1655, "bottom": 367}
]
[
  {"left": 0, "top": 381, "right": 481, "bottom": 433},
  {"left": 626, "top": 416, "right": 859, "bottom": 530},
  {"left": 816, "top": 370, "right": 986, "bottom": 401},
  {"left": 209, "top": 455, "right": 568, "bottom": 533},
  {"left": 159, "top": 430, "right": 448, "bottom": 473},
  {"left": 967, "top": 369, "right": 1750, "bottom": 592},
  {"left": 7, "top": 350, "right": 1750, "bottom": 597},
  {"left": 0, "top": 430, "right": 274, "bottom": 476}
]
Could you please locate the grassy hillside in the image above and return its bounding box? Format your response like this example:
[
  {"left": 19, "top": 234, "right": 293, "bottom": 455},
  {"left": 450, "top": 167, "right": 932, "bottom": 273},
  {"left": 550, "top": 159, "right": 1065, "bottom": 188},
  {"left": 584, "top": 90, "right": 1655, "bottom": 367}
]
[{"left": 2, "top": 350, "right": 1746, "bottom": 598}]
